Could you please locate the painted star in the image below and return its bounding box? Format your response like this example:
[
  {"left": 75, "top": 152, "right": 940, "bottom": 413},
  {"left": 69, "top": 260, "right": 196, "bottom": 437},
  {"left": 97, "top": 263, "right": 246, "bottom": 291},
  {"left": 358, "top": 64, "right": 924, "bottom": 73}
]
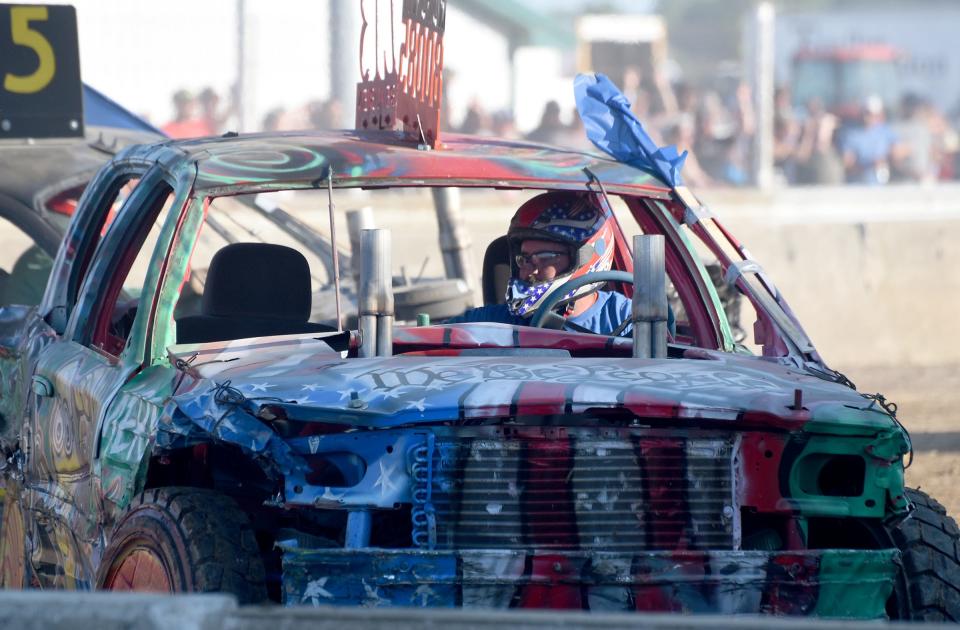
[
  {"left": 413, "top": 584, "right": 436, "bottom": 606},
  {"left": 362, "top": 579, "right": 388, "bottom": 607},
  {"left": 301, "top": 384, "right": 321, "bottom": 392},
  {"left": 302, "top": 577, "right": 334, "bottom": 605},
  {"left": 337, "top": 389, "right": 353, "bottom": 401},
  {"left": 292, "top": 396, "right": 314, "bottom": 405},
  {"left": 373, "top": 460, "right": 398, "bottom": 496},
  {"left": 377, "top": 388, "right": 402, "bottom": 399},
  {"left": 406, "top": 398, "right": 427, "bottom": 412},
  {"left": 248, "top": 382, "right": 273, "bottom": 393}
]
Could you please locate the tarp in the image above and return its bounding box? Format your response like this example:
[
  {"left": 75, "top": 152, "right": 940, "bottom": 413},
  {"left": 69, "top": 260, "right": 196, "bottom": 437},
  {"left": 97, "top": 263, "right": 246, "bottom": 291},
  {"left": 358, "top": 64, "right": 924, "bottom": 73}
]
[
  {"left": 575, "top": 73, "right": 686, "bottom": 188},
  {"left": 82, "top": 83, "right": 165, "bottom": 136}
]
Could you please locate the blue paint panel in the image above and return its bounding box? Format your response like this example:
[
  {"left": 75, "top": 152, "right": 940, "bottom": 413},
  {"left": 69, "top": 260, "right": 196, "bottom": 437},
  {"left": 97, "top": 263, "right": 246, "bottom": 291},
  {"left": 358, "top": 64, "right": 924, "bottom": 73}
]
[{"left": 279, "top": 546, "right": 899, "bottom": 616}]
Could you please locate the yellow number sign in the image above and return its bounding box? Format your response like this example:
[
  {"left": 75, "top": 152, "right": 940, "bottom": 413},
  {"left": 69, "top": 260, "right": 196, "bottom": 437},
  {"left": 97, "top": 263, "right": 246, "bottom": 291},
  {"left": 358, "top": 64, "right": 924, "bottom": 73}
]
[{"left": 4, "top": 5, "right": 56, "bottom": 94}]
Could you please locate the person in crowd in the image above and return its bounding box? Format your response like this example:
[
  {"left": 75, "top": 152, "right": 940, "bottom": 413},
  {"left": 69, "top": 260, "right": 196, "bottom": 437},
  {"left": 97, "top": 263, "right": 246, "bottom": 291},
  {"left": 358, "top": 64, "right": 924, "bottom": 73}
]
[
  {"left": 198, "top": 87, "right": 228, "bottom": 136},
  {"left": 459, "top": 101, "right": 490, "bottom": 135},
  {"left": 162, "top": 90, "right": 213, "bottom": 138},
  {"left": 840, "top": 96, "right": 903, "bottom": 185},
  {"left": 929, "top": 101, "right": 959, "bottom": 180},
  {"left": 261, "top": 108, "right": 286, "bottom": 132},
  {"left": 773, "top": 86, "right": 801, "bottom": 182},
  {"left": 526, "top": 101, "right": 567, "bottom": 145},
  {"left": 308, "top": 99, "right": 343, "bottom": 129},
  {"left": 662, "top": 118, "right": 714, "bottom": 188},
  {"left": 673, "top": 81, "right": 698, "bottom": 120},
  {"left": 893, "top": 93, "right": 936, "bottom": 183},
  {"left": 793, "top": 97, "right": 844, "bottom": 185},
  {"left": 447, "top": 191, "right": 674, "bottom": 336},
  {"left": 695, "top": 90, "right": 740, "bottom": 184}
]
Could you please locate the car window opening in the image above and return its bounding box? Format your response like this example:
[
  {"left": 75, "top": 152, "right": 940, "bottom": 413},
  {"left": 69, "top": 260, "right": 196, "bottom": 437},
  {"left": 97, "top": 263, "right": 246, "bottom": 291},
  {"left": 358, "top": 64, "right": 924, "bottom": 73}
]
[{"left": 164, "top": 186, "right": 737, "bottom": 357}]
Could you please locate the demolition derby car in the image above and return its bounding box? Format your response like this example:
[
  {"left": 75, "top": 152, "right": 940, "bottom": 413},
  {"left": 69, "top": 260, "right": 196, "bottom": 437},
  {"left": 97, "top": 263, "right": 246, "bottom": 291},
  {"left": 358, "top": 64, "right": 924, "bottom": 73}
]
[
  {"left": 0, "top": 65, "right": 959, "bottom": 619},
  {"left": 0, "top": 124, "right": 958, "bottom": 621}
]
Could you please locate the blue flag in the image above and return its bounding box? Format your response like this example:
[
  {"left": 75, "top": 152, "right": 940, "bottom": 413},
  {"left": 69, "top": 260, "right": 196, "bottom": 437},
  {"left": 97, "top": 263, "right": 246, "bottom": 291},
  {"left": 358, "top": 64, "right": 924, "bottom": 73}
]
[{"left": 574, "top": 73, "right": 686, "bottom": 188}]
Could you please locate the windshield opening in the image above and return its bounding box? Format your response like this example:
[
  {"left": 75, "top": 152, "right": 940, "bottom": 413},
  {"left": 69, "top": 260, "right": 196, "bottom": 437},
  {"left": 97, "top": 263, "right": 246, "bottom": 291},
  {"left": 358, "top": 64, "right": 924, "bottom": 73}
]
[{"left": 163, "top": 186, "right": 733, "bottom": 354}]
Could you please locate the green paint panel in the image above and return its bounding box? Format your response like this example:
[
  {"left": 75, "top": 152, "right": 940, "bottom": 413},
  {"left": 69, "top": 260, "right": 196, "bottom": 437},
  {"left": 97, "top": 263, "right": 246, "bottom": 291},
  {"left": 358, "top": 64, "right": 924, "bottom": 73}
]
[{"left": 814, "top": 549, "right": 899, "bottom": 617}]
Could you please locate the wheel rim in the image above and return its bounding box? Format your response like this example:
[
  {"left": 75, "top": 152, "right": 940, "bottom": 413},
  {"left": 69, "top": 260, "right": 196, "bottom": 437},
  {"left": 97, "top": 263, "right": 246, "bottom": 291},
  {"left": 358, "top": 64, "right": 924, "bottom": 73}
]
[
  {"left": 103, "top": 546, "right": 173, "bottom": 593},
  {"left": 0, "top": 495, "right": 26, "bottom": 588}
]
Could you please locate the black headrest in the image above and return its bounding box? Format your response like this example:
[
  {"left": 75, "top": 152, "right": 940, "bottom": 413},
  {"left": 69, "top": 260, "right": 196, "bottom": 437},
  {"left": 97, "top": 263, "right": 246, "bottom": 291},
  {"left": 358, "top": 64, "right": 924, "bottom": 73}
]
[
  {"left": 203, "top": 243, "right": 312, "bottom": 321},
  {"left": 482, "top": 235, "right": 511, "bottom": 306}
]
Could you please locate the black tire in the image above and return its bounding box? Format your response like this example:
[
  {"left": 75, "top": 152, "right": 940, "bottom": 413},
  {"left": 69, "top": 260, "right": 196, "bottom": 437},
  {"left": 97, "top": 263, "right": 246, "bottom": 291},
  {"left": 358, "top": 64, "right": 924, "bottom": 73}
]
[
  {"left": 885, "top": 488, "right": 960, "bottom": 621},
  {"left": 96, "top": 487, "right": 267, "bottom": 603}
]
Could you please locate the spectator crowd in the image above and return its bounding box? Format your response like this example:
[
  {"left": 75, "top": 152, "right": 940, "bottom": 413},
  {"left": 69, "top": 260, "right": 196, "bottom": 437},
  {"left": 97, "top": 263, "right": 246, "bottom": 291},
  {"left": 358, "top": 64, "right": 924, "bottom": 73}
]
[{"left": 162, "top": 71, "right": 960, "bottom": 188}]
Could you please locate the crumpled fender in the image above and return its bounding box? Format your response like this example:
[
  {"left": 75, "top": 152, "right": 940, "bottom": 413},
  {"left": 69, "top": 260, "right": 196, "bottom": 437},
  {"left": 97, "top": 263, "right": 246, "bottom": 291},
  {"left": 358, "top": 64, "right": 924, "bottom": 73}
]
[{"left": 156, "top": 375, "right": 308, "bottom": 477}]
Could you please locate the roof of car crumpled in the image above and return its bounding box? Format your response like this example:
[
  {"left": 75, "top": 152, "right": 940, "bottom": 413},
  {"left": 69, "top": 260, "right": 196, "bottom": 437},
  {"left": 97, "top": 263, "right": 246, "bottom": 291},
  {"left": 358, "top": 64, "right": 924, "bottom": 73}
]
[{"left": 153, "top": 130, "right": 674, "bottom": 198}]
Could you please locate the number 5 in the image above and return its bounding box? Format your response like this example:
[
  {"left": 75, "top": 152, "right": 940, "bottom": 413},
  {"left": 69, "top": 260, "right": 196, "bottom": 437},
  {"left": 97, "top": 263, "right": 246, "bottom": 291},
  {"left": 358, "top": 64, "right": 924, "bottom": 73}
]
[{"left": 4, "top": 6, "right": 56, "bottom": 94}]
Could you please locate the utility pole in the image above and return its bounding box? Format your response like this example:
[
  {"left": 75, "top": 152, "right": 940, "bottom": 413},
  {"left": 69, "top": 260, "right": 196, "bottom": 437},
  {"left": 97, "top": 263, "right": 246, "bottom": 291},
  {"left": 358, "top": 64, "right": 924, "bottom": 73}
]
[
  {"left": 751, "top": 2, "right": 776, "bottom": 190},
  {"left": 330, "top": 0, "right": 359, "bottom": 128},
  {"left": 236, "top": 0, "right": 247, "bottom": 132}
]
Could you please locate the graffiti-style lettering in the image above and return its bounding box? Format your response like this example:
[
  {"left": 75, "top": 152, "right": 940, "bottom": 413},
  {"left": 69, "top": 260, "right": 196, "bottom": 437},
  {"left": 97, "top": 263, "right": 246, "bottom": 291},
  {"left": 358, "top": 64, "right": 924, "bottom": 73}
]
[{"left": 352, "top": 362, "right": 783, "bottom": 394}]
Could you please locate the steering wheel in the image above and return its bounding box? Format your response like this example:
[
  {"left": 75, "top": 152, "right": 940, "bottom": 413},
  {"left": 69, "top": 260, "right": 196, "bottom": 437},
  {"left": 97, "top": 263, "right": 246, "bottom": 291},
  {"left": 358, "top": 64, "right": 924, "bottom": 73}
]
[{"left": 530, "top": 270, "right": 634, "bottom": 331}]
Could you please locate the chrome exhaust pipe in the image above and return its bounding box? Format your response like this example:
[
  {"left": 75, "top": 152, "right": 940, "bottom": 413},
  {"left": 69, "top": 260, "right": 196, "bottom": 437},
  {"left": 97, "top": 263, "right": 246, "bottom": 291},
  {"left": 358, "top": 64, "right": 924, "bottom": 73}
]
[
  {"left": 358, "top": 228, "right": 394, "bottom": 358},
  {"left": 632, "top": 234, "right": 668, "bottom": 359}
]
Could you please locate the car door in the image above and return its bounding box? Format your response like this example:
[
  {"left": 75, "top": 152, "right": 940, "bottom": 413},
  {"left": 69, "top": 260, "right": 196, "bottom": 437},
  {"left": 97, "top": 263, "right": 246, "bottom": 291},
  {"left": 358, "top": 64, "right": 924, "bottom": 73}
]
[
  {"left": 21, "top": 166, "right": 186, "bottom": 589},
  {"left": 0, "top": 158, "right": 154, "bottom": 588}
]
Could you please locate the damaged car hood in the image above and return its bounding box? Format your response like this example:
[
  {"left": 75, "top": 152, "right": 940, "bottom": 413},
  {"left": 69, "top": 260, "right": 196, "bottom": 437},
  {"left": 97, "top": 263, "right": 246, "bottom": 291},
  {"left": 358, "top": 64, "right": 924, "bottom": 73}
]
[{"left": 166, "top": 329, "right": 895, "bottom": 435}]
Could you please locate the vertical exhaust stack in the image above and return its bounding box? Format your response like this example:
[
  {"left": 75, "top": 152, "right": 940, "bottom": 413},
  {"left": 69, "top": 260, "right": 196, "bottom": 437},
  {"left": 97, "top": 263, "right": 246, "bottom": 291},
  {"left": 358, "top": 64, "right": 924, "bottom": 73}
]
[
  {"left": 632, "top": 234, "right": 669, "bottom": 359},
  {"left": 358, "top": 229, "right": 394, "bottom": 358}
]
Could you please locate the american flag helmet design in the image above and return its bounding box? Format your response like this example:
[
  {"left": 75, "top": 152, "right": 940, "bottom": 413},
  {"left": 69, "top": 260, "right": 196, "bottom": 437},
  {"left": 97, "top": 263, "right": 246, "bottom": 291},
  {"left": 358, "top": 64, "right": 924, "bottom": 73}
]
[{"left": 506, "top": 192, "right": 616, "bottom": 318}]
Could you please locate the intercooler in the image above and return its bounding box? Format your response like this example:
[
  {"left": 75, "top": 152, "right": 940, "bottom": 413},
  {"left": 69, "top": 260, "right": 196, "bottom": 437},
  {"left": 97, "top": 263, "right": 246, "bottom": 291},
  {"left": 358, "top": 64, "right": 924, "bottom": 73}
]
[{"left": 410, "top": 433, "right": 739, "bottom": 552}]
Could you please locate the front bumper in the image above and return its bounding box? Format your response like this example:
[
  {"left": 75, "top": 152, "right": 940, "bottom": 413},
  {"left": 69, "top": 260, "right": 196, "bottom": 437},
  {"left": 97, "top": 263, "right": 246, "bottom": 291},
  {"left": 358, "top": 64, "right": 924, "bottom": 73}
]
[{"left": 281, "top": 546, "right": 898, "bottom": 618}]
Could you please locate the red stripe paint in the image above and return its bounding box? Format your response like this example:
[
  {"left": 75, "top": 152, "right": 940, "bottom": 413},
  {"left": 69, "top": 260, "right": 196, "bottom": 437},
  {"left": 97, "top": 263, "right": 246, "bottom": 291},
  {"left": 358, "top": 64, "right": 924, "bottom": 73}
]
[
  {"left": 515, "top": 381, "right": 568, "bottom": 416},
  {"left": 519, "top": 555, "right": 583, "bottom": 610}
]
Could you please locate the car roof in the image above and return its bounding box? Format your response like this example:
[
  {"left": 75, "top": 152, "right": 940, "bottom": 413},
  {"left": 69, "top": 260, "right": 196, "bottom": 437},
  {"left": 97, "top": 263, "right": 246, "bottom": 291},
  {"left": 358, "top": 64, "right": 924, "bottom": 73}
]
[
  {"left": 140, "top": 130, "right": 674, "bottom": 199},
  {"left": 0, "top": 126, "right": 163, "bottom": 210}
]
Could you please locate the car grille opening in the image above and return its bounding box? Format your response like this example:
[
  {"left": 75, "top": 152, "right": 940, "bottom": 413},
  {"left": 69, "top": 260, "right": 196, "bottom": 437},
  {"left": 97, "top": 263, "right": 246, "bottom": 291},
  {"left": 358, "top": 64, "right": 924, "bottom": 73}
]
[{"left": 411, "top": 434, "right": 738, "bottom": 552}]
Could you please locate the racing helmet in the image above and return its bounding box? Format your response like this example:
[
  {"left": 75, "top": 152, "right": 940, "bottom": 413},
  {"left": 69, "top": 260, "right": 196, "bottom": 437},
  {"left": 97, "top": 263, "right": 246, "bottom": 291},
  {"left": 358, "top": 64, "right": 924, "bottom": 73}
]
[{"left": 506, "top": 191, "right": 616, "bottom": 317}]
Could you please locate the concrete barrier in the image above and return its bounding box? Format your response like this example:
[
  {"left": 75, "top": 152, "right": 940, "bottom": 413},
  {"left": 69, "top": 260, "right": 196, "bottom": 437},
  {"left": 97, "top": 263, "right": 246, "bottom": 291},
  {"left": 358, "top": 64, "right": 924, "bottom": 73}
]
[
  {"left": 0, "top": 591, "right": 235, "bottom": 630},
  {"left": 0, "top": 591, "right": 951, "bottom": 629},
  {"left": 705, "top": 184, "right": 960, "bottom": 369}
]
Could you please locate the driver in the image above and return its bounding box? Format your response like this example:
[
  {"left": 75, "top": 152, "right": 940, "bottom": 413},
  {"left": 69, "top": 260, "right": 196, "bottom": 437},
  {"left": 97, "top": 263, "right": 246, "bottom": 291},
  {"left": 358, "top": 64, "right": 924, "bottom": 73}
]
[{"left": 449, "top": 191, "right": 641, "bottom": 335}]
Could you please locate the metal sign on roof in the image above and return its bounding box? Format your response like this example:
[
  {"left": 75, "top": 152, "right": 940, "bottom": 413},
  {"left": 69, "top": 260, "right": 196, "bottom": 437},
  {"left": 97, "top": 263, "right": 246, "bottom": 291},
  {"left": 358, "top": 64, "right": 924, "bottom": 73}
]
[
  {"left": 356, "top": 0, "right": 446, "bottom": 148},
  {"left": 0, "top": 4, "right": 84, "bottom": 139}
]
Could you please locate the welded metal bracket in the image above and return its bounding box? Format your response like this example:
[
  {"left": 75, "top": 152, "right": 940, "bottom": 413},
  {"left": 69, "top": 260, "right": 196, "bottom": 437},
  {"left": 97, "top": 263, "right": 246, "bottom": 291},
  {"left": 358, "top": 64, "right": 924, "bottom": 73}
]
[
  {"left": 724, "top": 260, "right": 763, "bottom": 288},
  {"left": 675, "top": 186, "right": 713, "bottom": 226},
  {"left": 683, "top": 204, "right": 714, "bottom": 226},
  {"left": 724, "top": 259, "right": 780, "bottom": 300}
]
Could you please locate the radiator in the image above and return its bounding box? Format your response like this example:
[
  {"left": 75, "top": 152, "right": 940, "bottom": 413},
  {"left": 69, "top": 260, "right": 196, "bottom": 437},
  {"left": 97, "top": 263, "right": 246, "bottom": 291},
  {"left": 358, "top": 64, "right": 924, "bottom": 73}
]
[{"left": 411, "top": 433, "right": 738, "bottom": 552}]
